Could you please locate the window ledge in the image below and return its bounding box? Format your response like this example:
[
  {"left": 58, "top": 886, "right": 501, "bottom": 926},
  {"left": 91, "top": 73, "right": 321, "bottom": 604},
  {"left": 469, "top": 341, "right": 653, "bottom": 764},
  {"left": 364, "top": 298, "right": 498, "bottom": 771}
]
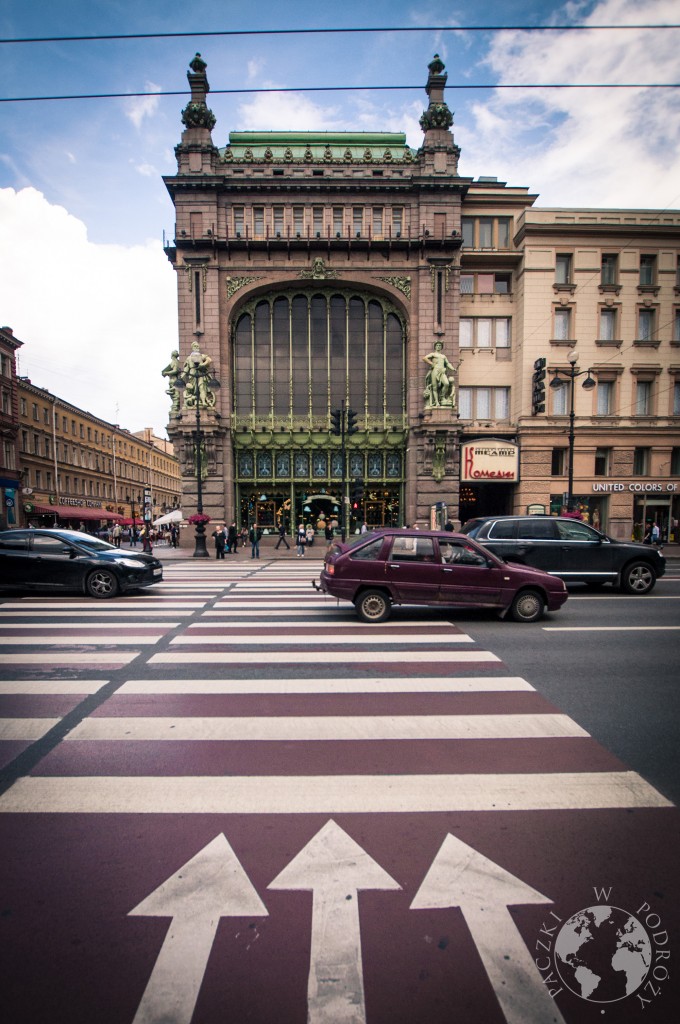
[
  {"left": 595, "top": 338, "right": 622, "bottom": 347},
  {"left": 599, "top": 283, "right": 621, "bottom": 294},
  {"left": 633, "top": 339, "right": 661, "bottom": 348},
  {"left": 553, "top": 283, "right": 576, "bottom": 294},
  {"left": 637, "top": 285, "right": 660, "bottom": 296},
  {"left": 550, "top": 338, "right": 575, "bottom": 346}
]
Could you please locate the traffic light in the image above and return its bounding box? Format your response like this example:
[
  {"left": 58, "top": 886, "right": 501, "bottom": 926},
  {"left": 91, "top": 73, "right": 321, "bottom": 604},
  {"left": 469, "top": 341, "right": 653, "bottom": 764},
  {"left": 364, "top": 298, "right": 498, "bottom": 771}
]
[
  {"left": 330, "top": 408, "right": 342, "bottom": 435},
  {"left": 346, "top": 407, "right": 359, "bottom": 434},
  {"left": 532, "top": 357, "right": 546, "bottom": 415},
  {"left": 351, "top": 477, "right": 365, "bottom": 504}
]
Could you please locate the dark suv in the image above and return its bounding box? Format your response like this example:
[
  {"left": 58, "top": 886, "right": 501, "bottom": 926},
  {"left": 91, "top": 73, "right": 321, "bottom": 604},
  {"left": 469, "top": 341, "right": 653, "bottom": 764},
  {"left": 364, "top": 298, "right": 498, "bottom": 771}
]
[{"left": 459, "top": 516, "right": 665, "bottom": 594}]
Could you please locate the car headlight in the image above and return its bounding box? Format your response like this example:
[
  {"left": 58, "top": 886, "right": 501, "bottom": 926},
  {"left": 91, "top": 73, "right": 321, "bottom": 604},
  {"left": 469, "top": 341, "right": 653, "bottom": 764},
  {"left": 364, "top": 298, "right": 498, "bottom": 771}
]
[{"left": 116, "top": 558, "right": 146, "bottom": 570}]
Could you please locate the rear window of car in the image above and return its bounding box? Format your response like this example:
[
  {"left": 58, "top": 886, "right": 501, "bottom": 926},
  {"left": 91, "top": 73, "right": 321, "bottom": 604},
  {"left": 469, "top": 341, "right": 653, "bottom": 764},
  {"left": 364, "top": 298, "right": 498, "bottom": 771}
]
[
  {"left": 556, "top": 521, "right": 600, "bottom": 541},
  {"left": 349, "top": 537, "right": 385, "bottom": 561},
  {"left": 517, "top": 519, "right": 557, "bottom": 540},
  {"left": 459, "top": 520, "right": 484, "bottom": 537},
  {"left": 486, "top": 520, "right": 517, "bottom": 539},
  {"left": 31, "top": 535, "right": 73, "bottom": 555},
  {"left": 389, "top": 536, "right": 436, "bottom": 562},
  {"left": 0, "top": 534, "right": 29, "bottom": 551}
]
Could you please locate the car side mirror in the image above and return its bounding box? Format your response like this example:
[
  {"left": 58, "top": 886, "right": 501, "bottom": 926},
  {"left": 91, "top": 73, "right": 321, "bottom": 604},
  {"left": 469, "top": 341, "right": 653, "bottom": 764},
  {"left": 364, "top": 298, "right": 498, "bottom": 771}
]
[{"left": 69, "top": 548, "right": 78, "bottom": 559}]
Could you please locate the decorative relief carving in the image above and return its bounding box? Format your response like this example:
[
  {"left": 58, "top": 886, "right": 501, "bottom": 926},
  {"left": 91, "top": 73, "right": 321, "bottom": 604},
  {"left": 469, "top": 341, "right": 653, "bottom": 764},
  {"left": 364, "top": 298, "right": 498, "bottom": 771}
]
[
  {"left": 298, "top": 258, "right": 339, "bottom": 280},
  {"left": 225, "top": 275, "right": 261, "bottom": 299},
  {"left": 378, "top": 276, "right": 411, "bottom": 300}
]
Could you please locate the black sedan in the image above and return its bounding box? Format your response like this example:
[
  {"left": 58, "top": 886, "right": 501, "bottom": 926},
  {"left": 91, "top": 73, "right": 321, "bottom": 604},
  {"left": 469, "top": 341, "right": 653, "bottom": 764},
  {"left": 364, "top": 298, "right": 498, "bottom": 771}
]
[{"left": 0, "top": 528, "right": 163, "bottom": 598}]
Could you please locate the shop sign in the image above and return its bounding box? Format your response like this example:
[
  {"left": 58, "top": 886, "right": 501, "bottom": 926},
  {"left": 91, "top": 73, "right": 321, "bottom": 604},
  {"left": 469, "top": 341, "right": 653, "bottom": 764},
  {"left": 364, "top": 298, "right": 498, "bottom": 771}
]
[
  {"left": 526, "top": 503, "right": 546, "bottom": 515},
  {"left": 61, "top": 498, "right": 104, "bottom": 508},
  {"left": 461, "top": 439, "right": 519, "bottom": 483},
  {"left": 592, "top": 482, "right": 677, "bottom": 493}
]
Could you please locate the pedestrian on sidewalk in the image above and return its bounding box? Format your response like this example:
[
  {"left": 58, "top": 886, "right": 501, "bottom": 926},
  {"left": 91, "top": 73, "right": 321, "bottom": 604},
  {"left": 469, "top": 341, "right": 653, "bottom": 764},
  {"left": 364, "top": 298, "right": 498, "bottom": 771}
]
[
  {"left": 296, "top": 522, "right": 306, "bottom": 557},
  {"left": 249, "top": 522, "right": 262, "bottom": 559},
  {"left": 211, "top": 524, "right": 226, "bottom": 559},
  {"left": 228, "top": 522, "right": 239, "bottom": 554},
  {"left": 275, "top": 522, "right": 290, "bottom": 549}
]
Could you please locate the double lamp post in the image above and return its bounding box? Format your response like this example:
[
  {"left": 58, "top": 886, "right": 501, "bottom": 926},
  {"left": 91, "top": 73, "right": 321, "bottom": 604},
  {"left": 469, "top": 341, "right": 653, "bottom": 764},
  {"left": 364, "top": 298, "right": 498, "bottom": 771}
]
[
  {"left": 549, "top": 350, "right": 595, "bottom": 512},
  {"left": 176, "top": 344, "right": 221, "bottom": 558}
]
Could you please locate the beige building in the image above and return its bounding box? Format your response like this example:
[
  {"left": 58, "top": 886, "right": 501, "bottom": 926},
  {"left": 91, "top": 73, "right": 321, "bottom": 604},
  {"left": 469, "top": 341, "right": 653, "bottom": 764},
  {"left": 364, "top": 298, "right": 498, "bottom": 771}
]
[
  {"left": 16, "top": 376, "right": 181, "bottom": 528},
  {"left": 163, "top": 53, "right": 680, "bottom": 541}
]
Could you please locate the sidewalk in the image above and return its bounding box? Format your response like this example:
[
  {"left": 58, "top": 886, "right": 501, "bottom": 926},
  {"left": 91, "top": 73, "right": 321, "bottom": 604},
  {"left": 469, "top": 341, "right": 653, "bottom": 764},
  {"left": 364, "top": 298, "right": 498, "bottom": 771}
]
[
  {"left": 125, "top": 537, "right": 680, "bottom": 563},
  {"left": 123, "top": 536, "right": 328, "bottom": 561}
]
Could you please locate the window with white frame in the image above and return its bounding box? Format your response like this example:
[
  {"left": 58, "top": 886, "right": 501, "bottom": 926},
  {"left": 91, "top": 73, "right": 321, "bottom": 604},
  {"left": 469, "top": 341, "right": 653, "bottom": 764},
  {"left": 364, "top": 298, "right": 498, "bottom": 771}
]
[
  {"left": 552, "top": 380, "right": 569, "bottom": 414},
  {"left": 458, "top": 387, "right": 510, "bottom": 420},
  {"left": 555, "top": 254, "right": 572, "bottom": 284},
  {"left": 596, "top": 380, "right": 614, "bottom": 415},
  {"left": 459, "top": 318, "right": 510, "bottom": 349},
  {"left": 635, "top": 380, "right": 653, "bottom": 415},
  {"left": 554, "top": 308, "right": 571, "bottom": 340},
  {"left": 637, "top": 309, "right": 655, "bottom": 342},
  {"left": 598, "top": 309, "right": 617, "bottom": 341}
]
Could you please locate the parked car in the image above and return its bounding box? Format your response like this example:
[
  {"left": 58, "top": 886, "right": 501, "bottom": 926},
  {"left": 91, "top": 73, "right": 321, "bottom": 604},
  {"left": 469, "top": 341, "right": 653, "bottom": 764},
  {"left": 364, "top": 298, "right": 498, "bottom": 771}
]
[
  {"left": 459, "top": 515, "right": 666, "bottom": 594},
  {"left": 0, "top": 528, "right": 163, "bottom": 598},
  {"left": 316, "top": 529, "right": 568, "bottom": 623}
]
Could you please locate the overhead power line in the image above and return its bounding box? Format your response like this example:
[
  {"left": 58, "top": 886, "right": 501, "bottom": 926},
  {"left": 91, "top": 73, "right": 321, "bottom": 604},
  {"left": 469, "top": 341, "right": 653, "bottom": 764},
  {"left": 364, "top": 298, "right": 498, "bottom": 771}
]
[
  {"left": 2, "top": 83, "right": 679, "bottom": 105},
  {"left": 1, "top": 24, "right": 679, "bottom": 45}
]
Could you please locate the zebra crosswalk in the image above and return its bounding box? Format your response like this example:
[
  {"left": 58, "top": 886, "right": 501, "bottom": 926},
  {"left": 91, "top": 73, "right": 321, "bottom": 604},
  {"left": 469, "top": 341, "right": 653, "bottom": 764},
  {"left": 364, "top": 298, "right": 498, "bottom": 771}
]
[{"left": 0, "top": 560, "right": 676, "bottom": 1024}]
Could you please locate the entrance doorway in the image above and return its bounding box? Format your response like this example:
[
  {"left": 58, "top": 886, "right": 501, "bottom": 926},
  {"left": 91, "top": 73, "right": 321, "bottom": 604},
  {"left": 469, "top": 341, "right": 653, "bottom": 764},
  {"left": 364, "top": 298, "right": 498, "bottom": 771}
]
[
  {"left": 458, "top": 483, "right": 512, "bottom": 525},
  {"left": 633, "top": 496, "right": 672, "bottom": 543}
]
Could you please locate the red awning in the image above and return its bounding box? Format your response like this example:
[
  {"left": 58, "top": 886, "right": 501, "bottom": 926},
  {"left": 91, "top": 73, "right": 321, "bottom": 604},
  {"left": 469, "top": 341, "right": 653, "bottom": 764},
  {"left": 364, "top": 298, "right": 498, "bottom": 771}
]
[
  {"left": 119, "top": 517, "right": 144, "bottom": 526},
  {"left": 30, "top": 504, "right": 124, "bottom": 522}
]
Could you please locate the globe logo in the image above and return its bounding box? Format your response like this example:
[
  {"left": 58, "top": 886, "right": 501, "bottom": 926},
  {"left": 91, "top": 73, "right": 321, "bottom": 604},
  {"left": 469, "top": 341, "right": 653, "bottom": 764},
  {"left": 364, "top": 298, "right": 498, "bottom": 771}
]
[{"left": 554, "top": 905, "right": 652, "bottom": 1002}]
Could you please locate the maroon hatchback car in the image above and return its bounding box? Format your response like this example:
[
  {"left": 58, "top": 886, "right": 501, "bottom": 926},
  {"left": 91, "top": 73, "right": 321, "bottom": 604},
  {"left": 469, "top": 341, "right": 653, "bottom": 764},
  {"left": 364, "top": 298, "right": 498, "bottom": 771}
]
[{"left": 317, "top": 529, "right": 568, "bottom": 623}]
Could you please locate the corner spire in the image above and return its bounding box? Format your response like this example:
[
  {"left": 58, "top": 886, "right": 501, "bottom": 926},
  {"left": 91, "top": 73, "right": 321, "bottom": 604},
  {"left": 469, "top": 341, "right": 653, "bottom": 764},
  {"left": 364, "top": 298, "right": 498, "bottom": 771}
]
[
  {"left": 181, "top": 52, "right": 216, "bottom": 132},
  {"left": 420, "top": 54, "right": 453, "bottom": 133}
]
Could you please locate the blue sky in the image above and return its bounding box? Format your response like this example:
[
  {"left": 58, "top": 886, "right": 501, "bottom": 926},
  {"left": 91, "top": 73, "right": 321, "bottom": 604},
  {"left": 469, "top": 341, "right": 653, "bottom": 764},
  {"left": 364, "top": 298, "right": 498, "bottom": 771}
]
[{"left": 1, "top": 0, "right": 679, "bottom": 436}]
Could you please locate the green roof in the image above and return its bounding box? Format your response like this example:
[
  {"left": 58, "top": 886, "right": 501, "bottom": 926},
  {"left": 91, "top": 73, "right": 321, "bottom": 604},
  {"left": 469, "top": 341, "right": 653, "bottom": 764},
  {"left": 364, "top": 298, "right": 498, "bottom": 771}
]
[{"left": 221, "top": 131, "right": 415, "bottom": 164}]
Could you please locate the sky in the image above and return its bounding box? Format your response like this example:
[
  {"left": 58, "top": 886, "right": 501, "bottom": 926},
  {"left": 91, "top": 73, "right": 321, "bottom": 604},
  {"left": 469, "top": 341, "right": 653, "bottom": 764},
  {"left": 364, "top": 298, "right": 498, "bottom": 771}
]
[{"left": 1, "top": 0, "right": 679, "bottom": 438}]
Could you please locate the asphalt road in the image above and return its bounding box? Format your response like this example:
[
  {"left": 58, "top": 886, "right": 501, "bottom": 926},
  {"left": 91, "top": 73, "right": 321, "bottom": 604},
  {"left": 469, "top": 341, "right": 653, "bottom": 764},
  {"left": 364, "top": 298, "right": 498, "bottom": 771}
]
[{"left": 444, "top": 573, "right": 680, "bottom": 805}]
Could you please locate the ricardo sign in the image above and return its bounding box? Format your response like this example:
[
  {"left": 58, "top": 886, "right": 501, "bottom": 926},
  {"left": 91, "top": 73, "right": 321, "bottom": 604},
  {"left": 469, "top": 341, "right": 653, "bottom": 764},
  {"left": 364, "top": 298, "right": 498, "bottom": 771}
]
[{"left": 461, "top": 439, "right": 519, "bottom": 483}]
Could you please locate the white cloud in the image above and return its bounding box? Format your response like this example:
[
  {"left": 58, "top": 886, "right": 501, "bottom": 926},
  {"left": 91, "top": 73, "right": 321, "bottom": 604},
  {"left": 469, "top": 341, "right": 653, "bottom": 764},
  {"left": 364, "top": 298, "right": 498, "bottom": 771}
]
[
  {"left": 134, "top": 162, "right": 159, "bottom": 177},
  {"left": 125, "top": 82, "right": 162, "bottom": 129},
  {"left": 0, "top": 187, "right": 177, "bottom": 437},
  {"left": 458, "top": 0, "right": 680, "bottom": 207},
  {"left": 237, "top": 89, "right": 343, "bottom": 131}
]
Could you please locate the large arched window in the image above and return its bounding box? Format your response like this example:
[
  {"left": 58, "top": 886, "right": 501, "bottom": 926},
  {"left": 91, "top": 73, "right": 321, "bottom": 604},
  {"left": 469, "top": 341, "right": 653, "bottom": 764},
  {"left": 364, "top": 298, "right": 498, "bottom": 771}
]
[{"left": 233, "top": 290, "right": 406, "bottom": 422}]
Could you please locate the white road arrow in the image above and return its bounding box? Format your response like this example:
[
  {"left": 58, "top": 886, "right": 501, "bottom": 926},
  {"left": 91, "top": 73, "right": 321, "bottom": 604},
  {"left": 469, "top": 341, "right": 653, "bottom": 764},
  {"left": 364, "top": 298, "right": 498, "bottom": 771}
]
[
  {"left": 269, "top": 819, "right": 401, "bottom": 1024},
  {"left": 129, "top": 833, "right": 268, "bottom": 1024},
  {"left": 411, "top": 833, "right": 566, "bottom": 1024}
]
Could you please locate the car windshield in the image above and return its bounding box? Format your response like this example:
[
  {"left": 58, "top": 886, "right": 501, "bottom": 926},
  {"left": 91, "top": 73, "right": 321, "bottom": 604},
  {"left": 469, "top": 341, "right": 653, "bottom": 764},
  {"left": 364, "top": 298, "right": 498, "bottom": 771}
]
[{"left": 68, "top": 533, "right": 115, "bottom": 551}]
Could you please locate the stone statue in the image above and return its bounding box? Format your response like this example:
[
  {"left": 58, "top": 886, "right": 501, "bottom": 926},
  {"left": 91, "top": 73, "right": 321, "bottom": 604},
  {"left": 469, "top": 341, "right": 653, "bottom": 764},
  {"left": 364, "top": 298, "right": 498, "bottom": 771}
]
[
  {"left": 423, "top": 340, "right": 456, "bottom": 409},
  {"left": 161, "top": 350, "right": 182, "bottom": 414},
  {"left": 182, "top": 341, "right": 217, "bottom": 409}
]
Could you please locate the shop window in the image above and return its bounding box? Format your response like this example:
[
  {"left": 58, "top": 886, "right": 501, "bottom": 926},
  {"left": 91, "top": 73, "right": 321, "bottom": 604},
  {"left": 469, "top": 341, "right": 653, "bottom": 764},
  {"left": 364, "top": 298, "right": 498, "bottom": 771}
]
[
  {"left": 633, "top": 447, "right": 650, "bottom": 475},
  {"left": 594, "top": 448, "right": 610, "bottom": 476},
  {"left": 551, "top": 448, "right": 566, "bottom": 475}
]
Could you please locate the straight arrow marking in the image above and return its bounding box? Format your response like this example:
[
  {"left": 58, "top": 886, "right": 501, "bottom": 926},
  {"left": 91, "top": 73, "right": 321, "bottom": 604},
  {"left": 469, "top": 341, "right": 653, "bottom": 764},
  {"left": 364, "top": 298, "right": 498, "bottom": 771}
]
[
  {"left": 269, "top": 819, "right": 401, "bottom": 1024},
  {"left": 411, "top": 833, "right": 566, "bottom": 1024},
  {"left": 129, "top": 833, "right": 268, "bottom": 1024}
]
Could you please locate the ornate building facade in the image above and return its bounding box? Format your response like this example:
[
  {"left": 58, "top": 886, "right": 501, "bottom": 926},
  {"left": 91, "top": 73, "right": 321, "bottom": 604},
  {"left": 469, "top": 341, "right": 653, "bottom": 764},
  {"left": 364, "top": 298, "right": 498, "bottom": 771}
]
[{"left": 164, "top": 54, "right": 680, "bottom": 540}]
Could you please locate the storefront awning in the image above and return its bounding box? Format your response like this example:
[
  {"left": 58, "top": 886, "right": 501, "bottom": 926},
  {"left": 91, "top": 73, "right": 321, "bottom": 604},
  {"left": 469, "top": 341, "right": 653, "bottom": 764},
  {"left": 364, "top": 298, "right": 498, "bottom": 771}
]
[{"left": 29, "top": 504, "right": 124, "bottom": 522}]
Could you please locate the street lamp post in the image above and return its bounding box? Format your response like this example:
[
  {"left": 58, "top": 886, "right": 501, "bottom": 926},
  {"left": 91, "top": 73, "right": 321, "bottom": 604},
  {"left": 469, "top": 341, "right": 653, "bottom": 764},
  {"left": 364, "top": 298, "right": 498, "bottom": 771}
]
[
  {"left": 176, "top": 343, "right": 220, "bottom": 558},
  {"left": 549, "top": 350, "right": 596, "bottom": 511}
]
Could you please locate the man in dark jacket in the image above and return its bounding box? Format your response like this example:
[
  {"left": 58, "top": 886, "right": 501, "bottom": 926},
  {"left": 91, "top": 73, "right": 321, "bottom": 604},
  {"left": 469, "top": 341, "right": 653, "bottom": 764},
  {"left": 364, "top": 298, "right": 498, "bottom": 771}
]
[
  {"left": 212, "top": 525, "right": 226, "bottom": 559},
  {"left": 249, "top": 523, "right": 262, "bottom": 559},
  {"left": 227, "top": 522, "right": 238, "bottom": 554},
  {"left": 275, "top": 522, "right": 290, "bottom": 549}
]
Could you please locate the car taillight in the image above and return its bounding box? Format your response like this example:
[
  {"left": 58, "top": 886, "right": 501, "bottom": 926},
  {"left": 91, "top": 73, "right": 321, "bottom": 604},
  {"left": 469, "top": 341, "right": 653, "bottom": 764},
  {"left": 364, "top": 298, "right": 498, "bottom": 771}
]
[{"left": 326, "top": 562, "right": 335, "bottom": 575}]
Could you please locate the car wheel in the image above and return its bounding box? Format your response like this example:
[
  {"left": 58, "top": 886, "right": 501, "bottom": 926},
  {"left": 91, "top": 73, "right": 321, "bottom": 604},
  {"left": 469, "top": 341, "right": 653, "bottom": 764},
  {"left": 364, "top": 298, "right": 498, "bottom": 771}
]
[
  {"left": 510, "top": 589, "right": 544, "bottom": 623},
  {"left": 355, "top": 589, "right": 391, "bottom": 623},
  {"left": 620, "top": 561, "right": 656, "bottom": 595},
  {"left": 86, "top": 569, "right": 120, "bottom": 599}
]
